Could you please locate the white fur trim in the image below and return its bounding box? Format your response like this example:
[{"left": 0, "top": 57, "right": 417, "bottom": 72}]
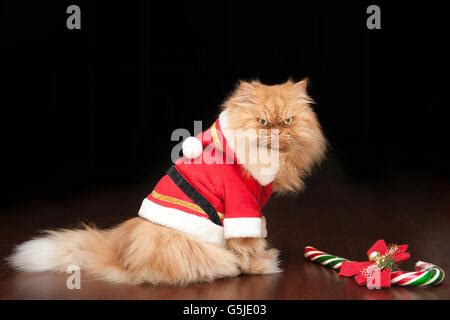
[
  {"left": 182, "top": 136, "right": 203, "bottom": 159},
  {"left": 223, "top": 217, "right": 265, "bottom": 239},
  {"left": 252, "top": 171, "right": 277, "bottom": 186},
  {"left": 261, "top": 216, "right": 267, "bottom": 238},
  {"left": 219, "top": 111, "right": 277, "bottom": 186},
  {"left": 138, "top": 198, "right": 225, "bottom": 245}
]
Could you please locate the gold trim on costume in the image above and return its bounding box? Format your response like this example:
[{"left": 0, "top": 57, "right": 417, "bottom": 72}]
[
  {"left": 150, "top": 190, "right": 224, "bottom": 220},
  {"left": 210, "top": 122, "right": 222, "bottom": 151}
]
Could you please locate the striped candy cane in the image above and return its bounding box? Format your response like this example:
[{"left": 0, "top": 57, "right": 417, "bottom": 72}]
[
  {"left": 304, "top": 246, "right": 445, "bottom": 287},
  {"left": 391, "top": 261, "right": 445, "bottom": 287},
  {"left": 304, "top": 246, "right": 348, "bottom": 270}
]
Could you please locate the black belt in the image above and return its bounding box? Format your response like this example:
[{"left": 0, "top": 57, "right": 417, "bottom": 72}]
[{"left": 166, "top": 166, "right": 222, "bottom": 226}]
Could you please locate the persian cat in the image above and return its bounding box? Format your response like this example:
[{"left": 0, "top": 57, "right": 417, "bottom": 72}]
[{"left": 8, "top": 79, "right": 326, "bottom": 285}]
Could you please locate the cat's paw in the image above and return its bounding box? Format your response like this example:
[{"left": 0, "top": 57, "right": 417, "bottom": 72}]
[{"left": 239, "top": 248, "right": 282, "bottom": 275}]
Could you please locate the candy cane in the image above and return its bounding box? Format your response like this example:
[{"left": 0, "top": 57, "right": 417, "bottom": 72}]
[
  {"left": 391, "top": 261, "right": 445, "bottom": 287},
  {"left": 304, "top": 246, "right": 348, "bottom": 270},
  {"left": 304, "top": 246, "right": 445, "bottom": 287}
]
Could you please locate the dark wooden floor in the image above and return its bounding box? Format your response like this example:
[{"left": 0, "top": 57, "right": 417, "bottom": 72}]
[{"left": 1, "top": 160, "right": 449, "bottom": 300}]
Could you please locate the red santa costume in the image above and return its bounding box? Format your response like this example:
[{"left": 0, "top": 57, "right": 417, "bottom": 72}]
[{"left": 138, "top": 112, "right": 274, "bottom": 245}]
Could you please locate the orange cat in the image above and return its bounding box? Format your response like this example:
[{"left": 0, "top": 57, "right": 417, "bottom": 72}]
[{"left": 8, "top": 79, "right": 327, "bottom": 285}]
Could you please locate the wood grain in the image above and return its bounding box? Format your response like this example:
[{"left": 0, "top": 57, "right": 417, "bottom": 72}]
[{"left": 1, "top": 160, "right": 449, "bottom": 299}]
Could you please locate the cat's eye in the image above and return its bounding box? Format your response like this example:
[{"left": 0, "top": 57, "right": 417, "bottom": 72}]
[
  {"left": 283, "top": 117, "right": 293, "bottom": 125},
  {"left": 258, "top": 118, "right": 269, "bottom": 127}
]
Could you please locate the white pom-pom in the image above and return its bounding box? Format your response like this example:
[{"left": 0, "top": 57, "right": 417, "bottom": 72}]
[{"left": 182, "top": 136, "right": 203, "bottom": 159}]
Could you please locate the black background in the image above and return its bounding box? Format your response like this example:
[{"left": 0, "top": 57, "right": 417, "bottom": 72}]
[{"left": 1, "top": 1, "right": 448, "bottom": 206}]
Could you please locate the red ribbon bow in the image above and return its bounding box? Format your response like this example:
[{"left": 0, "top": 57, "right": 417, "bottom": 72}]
[{"left": 339, "top": 239, "right": 410, "bottom": 288}]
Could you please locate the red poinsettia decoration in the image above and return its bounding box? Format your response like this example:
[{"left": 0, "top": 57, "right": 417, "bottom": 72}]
[{"left": 339, "top": 239, "right": 410, "bottom": 288}]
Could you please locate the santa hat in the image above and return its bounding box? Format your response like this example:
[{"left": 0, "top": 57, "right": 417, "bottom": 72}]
[
  {"left": 181, "top": 119, "right": 226, "bottom": 159},
  {"left": 182, "top": 136, "right": 204, "bottom": 159},
  {"left": 182, "top": 120, "right": 222, "bottom": 159}
]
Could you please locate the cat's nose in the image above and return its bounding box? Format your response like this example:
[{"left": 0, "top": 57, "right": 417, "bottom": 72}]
[{"left": 269, "top": 128, "right": 280, "bottom": 136}]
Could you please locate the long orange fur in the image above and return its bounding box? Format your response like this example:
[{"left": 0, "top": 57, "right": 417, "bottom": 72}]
[{"left": 8, "top": 79, "right": 327, "bottom": 285}]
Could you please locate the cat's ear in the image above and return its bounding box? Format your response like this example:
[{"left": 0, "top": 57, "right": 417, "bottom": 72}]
[
  {"left": 293, "top": 78, "right": 309, "bottom": 91},
  {"left": 238, "top": 80, "right": 257, "bottom": 92}
]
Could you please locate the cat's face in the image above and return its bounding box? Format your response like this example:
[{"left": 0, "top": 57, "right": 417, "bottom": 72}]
[{"left": 222, "top": 79, "right": 327, "bottom": 192}]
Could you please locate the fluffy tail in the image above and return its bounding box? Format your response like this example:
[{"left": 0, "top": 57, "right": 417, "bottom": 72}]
[
  {"left": 7, "top": 223, "right": 128, "bottom": 283},
  {"left": 7, "top": 218, "right": 241, "bottom": 285}
]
